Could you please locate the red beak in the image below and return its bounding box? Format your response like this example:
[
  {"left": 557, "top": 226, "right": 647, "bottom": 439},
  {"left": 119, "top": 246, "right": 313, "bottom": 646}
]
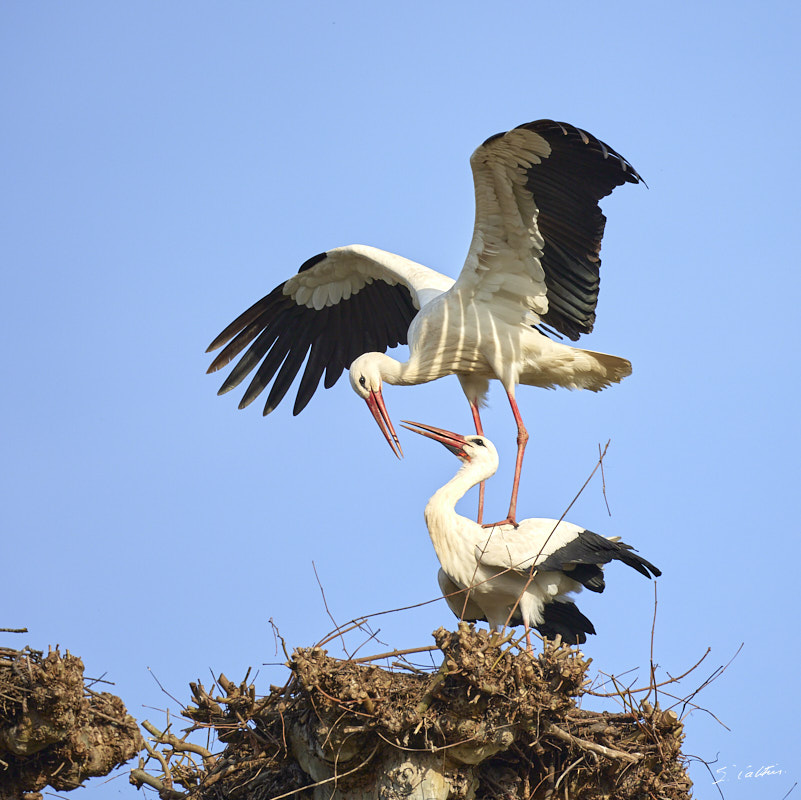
[
  {"left": 400, "top": 420, "right": 470, "bottom": 459},
  {"left": 366, "top": 389, "right": 403, "bottom": 458}
]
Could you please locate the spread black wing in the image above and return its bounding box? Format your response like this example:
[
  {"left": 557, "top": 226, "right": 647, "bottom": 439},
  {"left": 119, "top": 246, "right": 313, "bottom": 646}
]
[
  {"left": 516, "top": 120, "right": 642, "bottom": 339},
  {"left": 206, "top": 250, "right": 418, "bottom": 416},
  {"left": 473, "top": 119, "right": 642, "bottom": 340}
]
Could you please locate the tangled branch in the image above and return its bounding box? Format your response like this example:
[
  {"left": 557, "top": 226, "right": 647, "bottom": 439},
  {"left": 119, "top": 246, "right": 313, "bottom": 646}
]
[{"left": 131, "top": 624, "right": 700, "bottom": 799}]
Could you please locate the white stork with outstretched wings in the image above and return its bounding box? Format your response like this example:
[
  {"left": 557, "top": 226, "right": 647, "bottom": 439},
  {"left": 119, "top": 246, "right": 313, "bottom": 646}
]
[{"left": 207, "top": 119, "right": 642, "bottom": 525}]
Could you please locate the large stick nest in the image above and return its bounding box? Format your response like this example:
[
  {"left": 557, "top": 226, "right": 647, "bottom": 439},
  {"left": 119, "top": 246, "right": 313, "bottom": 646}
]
[
  {"left": 137, "top": 624, "right": 693, "bottom": 800},
  {"left": 0, "top": 644, "right": 143, "bottom": 799}
]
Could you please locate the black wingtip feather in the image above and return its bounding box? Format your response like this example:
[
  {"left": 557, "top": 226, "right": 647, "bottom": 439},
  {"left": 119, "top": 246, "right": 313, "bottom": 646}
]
[
  {"left": 481, "top": 130, "right": 506, "bottom": 147},
  {"left": 538, "top": 529, "right": 661, "bottom": 583},
  {"left": 262, "top": 340, "right": 314, "bottom": 415},
  {"left": 565, "top": 563, "right": 606, "bottom": 593},
  {"left": 480, "top": 119, "right": 643, "bottom": 340},
  {"left": 298, "top": 252, "right": 328, "bottom": 273},
  {"left": 206, "top": 285, "right": 288, "bottom": 353},
  {"left": 207, "top": 258, "right": 418, "bottom": 417},
  {"left": 618, "top": 550, "right": 662, "bottom": 579}
]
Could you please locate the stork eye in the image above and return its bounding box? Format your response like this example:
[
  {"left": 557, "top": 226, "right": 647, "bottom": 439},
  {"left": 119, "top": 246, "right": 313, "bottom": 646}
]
[
  {"left": 474, "top": 438, "right": 485, "bottom": 447},
  {"left": 359, "top": 376, "right": 366, "bottom": 387}
]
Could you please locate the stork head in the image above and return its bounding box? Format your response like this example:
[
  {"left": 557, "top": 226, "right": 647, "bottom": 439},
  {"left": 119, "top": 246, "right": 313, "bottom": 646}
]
[
  {"left": 349, "top": 353, "right": 403, "bottom": 458},
  {"left": 401, "top": 420, "right": 499, "bottom": 469}
]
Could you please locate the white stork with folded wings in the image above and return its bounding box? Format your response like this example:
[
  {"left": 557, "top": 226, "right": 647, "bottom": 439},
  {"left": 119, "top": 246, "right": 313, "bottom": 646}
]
[
  {"left": 401, "top": 420, "right": 661, "bottom": 650},
  {"left": 207, "top": 119, "right": 642, "bottom": 526}
]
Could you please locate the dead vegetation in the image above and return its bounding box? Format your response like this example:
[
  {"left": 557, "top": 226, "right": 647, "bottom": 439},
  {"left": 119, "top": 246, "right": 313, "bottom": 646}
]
[
  {"left": 0, "top": 640, "right": 143, "bottom": 799},
  {"left": 131, "top": 623, "right": 695, "bottom": 800}
]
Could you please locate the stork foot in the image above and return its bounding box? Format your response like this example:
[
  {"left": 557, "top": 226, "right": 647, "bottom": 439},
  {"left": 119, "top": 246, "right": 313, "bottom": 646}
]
[{"left": 481, "top": 517, "right": 518, "bottom": 529}]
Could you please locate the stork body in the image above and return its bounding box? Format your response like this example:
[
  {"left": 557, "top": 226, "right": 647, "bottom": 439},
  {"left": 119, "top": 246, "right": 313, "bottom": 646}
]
[
  {"left": 403, "top": 421, "right": 661, "bottom": 648},
  {"left": 207, "top": 120, "right": 641, "bottom": 524}
]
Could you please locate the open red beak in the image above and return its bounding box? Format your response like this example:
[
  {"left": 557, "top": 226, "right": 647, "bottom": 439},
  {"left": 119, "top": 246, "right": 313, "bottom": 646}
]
[
  {"left": 366, "top": 389, "right": 403, "bottom": 458},
  {"left": 401, "top": 420, "right": 470, "bottom": 459}
]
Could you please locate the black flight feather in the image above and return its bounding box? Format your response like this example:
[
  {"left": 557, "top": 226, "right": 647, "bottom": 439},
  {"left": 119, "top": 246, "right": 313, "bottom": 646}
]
[{"left": 206, "top": 252, "right": 418, "bottom": 415}]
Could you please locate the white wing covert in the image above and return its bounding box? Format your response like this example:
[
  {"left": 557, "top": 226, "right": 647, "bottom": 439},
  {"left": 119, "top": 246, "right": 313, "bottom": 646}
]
[
  {"left": 475, "top": 521, "right": 661, "bottom": 588},
  {"left": 474, "top": 520, "right": 585, "bottom": 574}
]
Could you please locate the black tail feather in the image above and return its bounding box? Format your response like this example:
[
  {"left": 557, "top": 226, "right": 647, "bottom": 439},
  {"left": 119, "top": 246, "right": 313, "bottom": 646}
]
[{"left": 536, "top": 599, "right": 596, "bottom": 645}]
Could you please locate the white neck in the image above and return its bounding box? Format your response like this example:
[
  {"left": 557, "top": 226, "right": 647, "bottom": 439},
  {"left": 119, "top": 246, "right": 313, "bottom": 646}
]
[
  {"left": 427, "top": 455, "right": 497, "bottom": 515},
  {"left": 370, "top": 352, "right": 407, "bottom": 385},
  {"left": 423, "top": 454, "right": 498, "bottom": 587},
  {"left": 370, "top": 351, "right": 441, "bottom": 387}
]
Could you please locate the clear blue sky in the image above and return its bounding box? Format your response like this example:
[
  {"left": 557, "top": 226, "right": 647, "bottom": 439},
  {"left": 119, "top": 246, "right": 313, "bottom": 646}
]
[{"left": 2, "top": 2, "right": 799, "bottom": 797}]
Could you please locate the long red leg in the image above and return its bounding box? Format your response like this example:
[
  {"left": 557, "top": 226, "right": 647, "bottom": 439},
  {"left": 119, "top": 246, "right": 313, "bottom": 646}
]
[
  {"left": 469, "top": 401, "right": 485, "bottom": 524},
  {"left": 506, "top": 391, "right": 529, "bottom": 526},
  {"left": 482, "top": 390, "right": 528, "bottom": 529}
]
